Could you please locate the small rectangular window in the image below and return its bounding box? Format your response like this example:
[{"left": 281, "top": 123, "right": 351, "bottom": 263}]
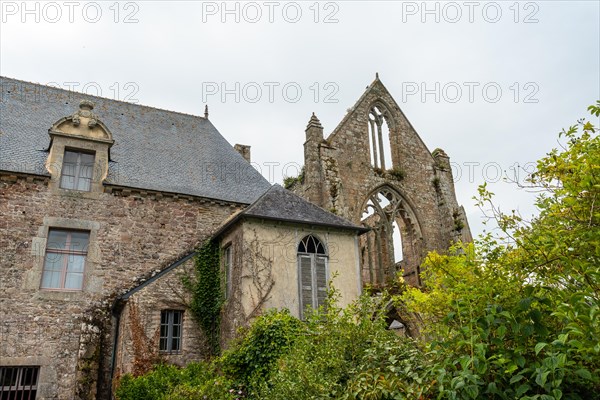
[
  {"left": 223, "top": 245, "right": 232, "bottom": 299},
  {"left": 60, "top": 150, "right": 95, "bottom": 192},
  {"left": 0, "top": 366, "right": 40, "bottom": 399},
  {"left": 41, "top": 229, "right": 90, "bottom": 291},
  {"left": 159, "top": 310, "right": 183, "bottom": 354}
]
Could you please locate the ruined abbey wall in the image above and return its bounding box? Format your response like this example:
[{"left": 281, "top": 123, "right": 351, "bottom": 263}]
[{"left": 293, "top": 78, "right": 471, "bottom": 286}]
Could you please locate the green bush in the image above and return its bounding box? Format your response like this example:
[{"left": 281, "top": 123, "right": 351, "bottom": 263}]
[
  {"left": 220, "top": 308, "right": 304, "bottom": 393},
  {"left": 256, "top": 293, "right": 428, "bottom": 400},
  {"left": 116, "top": 362, "right": 240, "bottom": 400},
  {"left": 115, "top": 363, "right": 182, "bottom": 400}
]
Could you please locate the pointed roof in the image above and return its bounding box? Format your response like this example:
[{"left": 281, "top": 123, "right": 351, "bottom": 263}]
[
  {"left": 326, "top": 74, "right": 433, "bottom": 159},
  {"left": 306, "top": 112, "right": 323, "bottom": 130},
  {"left": 0, "top": 77, "right": 271, "bottom": 204},
  {"left": 214, "top": 184, "right": 368, "bottom": 237}
]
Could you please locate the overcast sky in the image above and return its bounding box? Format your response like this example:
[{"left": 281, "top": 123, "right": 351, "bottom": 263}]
[{"left": 1, "top": 0, "right": 599, "bottom": 236}]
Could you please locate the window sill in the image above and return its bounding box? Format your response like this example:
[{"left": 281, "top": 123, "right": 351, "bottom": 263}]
[{"left": 34, "top": 290, "right": 87, "bottom": 302}]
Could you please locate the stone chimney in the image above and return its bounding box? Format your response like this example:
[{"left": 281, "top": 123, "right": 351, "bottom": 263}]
[{"left": 234, "top": 144, "right": 251, "bottom": 162}]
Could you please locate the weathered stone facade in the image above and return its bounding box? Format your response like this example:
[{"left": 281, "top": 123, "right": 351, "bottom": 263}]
[
  {"left": 112, "top": 258, "right": 208, "bottom": 379},
  {"left": 292, "top": 76, "right": 471, "bottom": 286},
  {"left": 0, "top": 175, "right": 241, "bottom": 399}
]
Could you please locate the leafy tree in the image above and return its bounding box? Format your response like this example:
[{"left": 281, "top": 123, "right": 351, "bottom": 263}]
[{"left": 401, "top": 101, "right": 600, "bottom": 399}]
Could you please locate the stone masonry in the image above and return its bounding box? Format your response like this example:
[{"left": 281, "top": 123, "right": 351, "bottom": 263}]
[
  {"left": 0, "top": 175, "right": 241, "bottom": 399},
  {"left": 292, "top": 76, "right": 472, "bottom": 286}
]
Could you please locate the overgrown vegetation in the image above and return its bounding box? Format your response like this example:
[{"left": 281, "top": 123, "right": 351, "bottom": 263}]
[
  {"left": 118, "top": 103, "right": 600, "bottom": 399},
  {"left": 373, "top": 166, "right": 406, "bottom": 181},
  {"left": 452, "top": 209, "right": 465, "bottom": 232},
  {"left": 401, "top": 101, "right": 600, "bottom": 399},
  {"left": 387, "top": 166, "right": 406, "bottom": 180},
  {"left": 432, "top": 176, "right": 441, "bottom": 192},
  {"left": 283, "top": 166, "right": 304, "bottom": 189},
  {"left": 116, "top": 291, "right": 428, "bottom": 399},
  {"left": 183, "top": 240, "right": 223, "bottom": 356}
]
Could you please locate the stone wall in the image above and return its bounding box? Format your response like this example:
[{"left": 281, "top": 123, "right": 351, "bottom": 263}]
[
  {"left": 113, "top": 258, "right": 209, "bottom": 380},
  {"left": 0, "top": 174, "right": 241, "bottom": 400}
]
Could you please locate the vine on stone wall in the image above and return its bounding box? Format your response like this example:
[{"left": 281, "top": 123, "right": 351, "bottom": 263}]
[
  {"left": 183, "top": 239, "right": 223, "bottom": 356},
  {"left": 128, "top": 300, "right": 160, "bottom": 376}
]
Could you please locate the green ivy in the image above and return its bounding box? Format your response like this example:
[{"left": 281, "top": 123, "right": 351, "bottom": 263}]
[{"left": 183, "top": 240, "right": 223, "bottom": 356}]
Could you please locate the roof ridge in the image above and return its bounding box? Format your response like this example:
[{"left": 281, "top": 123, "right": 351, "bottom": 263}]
[
  {"left": 242, "top": 183, "right": 279, "bottom": 215},
  {"left": 0, "top": 75, "right": 209, "bottom": 121},
  {"left": 1, "top": 75, "right": 271, "bottom": 204},
  {"left": 245, "top": 184, "right": 366, "bottom": 230}
]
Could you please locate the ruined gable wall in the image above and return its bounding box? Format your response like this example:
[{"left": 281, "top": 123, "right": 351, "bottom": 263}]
[{"left": 297, "top": 80, "right": 469, "bottom": 284}]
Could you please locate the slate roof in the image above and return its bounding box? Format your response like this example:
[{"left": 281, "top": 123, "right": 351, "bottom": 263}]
[
  {"left": 0, "top": 77, "right": 271, "bottom": 204},
  {"left": 214, "top": 184, "right": 368, "bottom": 235}
]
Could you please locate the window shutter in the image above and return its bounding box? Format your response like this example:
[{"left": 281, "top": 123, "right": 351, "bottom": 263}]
[
  {"left": 299, "top": 255, "right": 313, "bottom": 317},
  {"left": 316, "top": 256, "right": 328, "bottom": 308}
]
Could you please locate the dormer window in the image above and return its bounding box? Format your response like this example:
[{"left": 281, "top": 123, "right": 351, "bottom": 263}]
[
  {"left": 60, "top": 150, "right": 95, "bottom": 192},
  {"left": 46, "top": 100, "right": 114, "bottom": 194}
]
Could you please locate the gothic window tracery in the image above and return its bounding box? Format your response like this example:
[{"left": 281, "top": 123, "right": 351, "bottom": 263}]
[
  {"left": 360, "top": 187, "right": 415, "bottom": 285},
  {"left": 368, "top": 104, "right": 392, "bottom": 170}
]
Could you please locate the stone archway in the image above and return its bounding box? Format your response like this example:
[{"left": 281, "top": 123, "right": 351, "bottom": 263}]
[{"left": 359, "top": 185, "right": 423, "bottom": 286}]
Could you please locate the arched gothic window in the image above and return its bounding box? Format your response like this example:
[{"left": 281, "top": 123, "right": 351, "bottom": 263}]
[
  {"left": 368, "top": 105, "right": 392, "bottom": 169},
  {"left": 297, "top": 235, "right": 327, "bottom": 319},
  {"left": 360, "top": 187, "right": 406, "bottom": 285}
]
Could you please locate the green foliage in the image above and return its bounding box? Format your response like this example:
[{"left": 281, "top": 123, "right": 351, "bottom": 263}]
[
  {"left": 255, "top": 291, "right": 427, "bottom": 400},
  {"left": 452, "top": 209, "right": 465, "bottom": 232},
  {"left": 115, "top": 363, "right": 185, "bottom": 400},
  {"left": 401, "top": 102, "right": 600, "bottom": 399},
  {"left": 118, "top": 291, "right": 429, "bottom": 400},
  {"left": 220, "top": 309, "right": 304, "bottom": 393},
  {"left": 387, "top": 166, "right": 406, "bottom": 181},
  {"left": 283, "top": 166, "right": 305, "bottom": 189},
  {"left": 183, "top": 240, "right": 223, "bottom": 356},
  {"left": 432, "top": 177, "right": 441, "bottom": 192},
  {"left": 116, "top": 362, "right": 239, "bottom": 400}
]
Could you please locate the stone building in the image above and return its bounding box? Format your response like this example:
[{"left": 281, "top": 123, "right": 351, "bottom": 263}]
[
  {"left": 290, "top": 75, "right": 472, "bottom": 287},
  {"left": 0, "top": 77, "right": 367, "bottom": 400},
  {"left": 0, "top": 75, "right": 469, "bottom": 399}
]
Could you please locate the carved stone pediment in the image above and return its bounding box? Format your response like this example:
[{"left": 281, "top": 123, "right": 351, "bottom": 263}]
[{"left": 50, "top": 100, "right": 114, "bottom": 144}]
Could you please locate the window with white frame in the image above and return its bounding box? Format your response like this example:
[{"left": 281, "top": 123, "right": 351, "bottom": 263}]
[
  {"left": 0, "top": 366, "right": 40, "bottom": 399},
  {"left": 297, "top": 235, "right": 328, "bottom": 319},
  {"left": 159, "top": 310, "right": 183, "bottom": 354},
  {"left": 60, "top": 150, "right": 95, "bottom": 192},
  {"left": 40, "top": 229, "right": 89, "bottom": 291}
]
